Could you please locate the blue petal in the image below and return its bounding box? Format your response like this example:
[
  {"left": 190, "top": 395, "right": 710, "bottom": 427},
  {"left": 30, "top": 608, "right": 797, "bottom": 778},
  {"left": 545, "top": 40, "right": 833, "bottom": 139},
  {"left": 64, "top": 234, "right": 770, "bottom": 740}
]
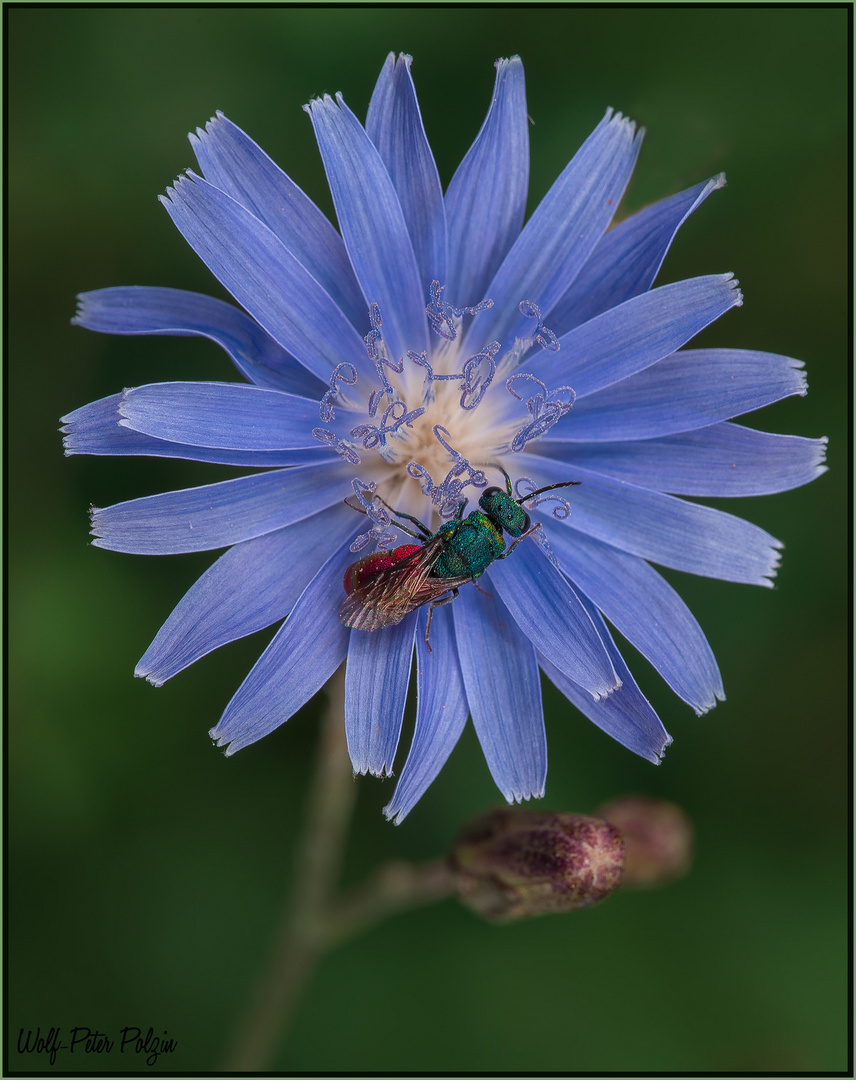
[
  {"left": 344, "top": 613, "right": 417, "bottom": 778},
  {"left": 209, "top": 535, "right": 354, "bottom": 755},
  {"left": 136, "top": 504, "right": 359, "bottom": 685},
  {"left": 538, "top": 423, "right": 829, "bottom": 496},
  {"left": 549, "top": 174, "right": 726, "bottom": 336},
  {"left": 90, "top": 461, "right": 354, "bottom": 554},
  {"left": 518, "top": 274, "right": 743, "bottom": 398},
  {"left": 518, "top": 453, "right": 783, "bottom": 585},
  {"left": 550, "top": 348, "right": 810, "bottom": 442},
  {"left": 453, "top": 582, "right": 547, "bottom": 804},
  {"left": 190, "top": 112, "right": 366, "bottom": 328},
  {"left": 72, "top": 286, "right": 326, "bottom": 397},
  {"left": 304, "top": 94, "right": 428, "bottom": 362},
  {"left": 160, "top": 173, "right": 372, "bottom": 383},
  {"left": 538, "top": 591, "right": 672, "bottom": 764},
  {"left": 117, "top": 382, "right": 323, "bottom": 450},
  {"left": 366, "top": 53, "right": 447, "bottom": 295},
  {"left": 61, "top": 393, "right": 334, "bottom": 467},
  {"left": 487, "top": 539, "right": 621, "bottom": 700},
  {"left": 383, "top": 606, "right": 469, "bottom": 824},
  {"left": 465, "top": 108, "right": 643, "bottom": 355},
  {"left": 444, "top": 56, "right": 528, "bottom": 307},
  {"left": 545, "top": 523, "right": 724, "bottom": 714}
]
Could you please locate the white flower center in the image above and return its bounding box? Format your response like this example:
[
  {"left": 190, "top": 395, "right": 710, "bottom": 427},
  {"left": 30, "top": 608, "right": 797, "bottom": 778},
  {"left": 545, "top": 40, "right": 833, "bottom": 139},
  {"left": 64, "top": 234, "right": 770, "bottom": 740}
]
[{"left": 311, "top": 283, "right": 574, "bottom": 542}]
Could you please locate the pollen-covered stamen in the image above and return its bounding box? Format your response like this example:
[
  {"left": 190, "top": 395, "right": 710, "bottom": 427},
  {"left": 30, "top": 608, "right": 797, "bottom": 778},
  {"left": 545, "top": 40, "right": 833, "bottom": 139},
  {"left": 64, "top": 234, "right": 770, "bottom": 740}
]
[
  {"left": 426, "top": 280, "right": 494, "bottom": 341},
  {"left": 432, "top": 426, "right": 488, "bottom": 491},
  {"left": 348, "top": 478, "right": 399, "bottom": 552},
  {"left": 511, "top": 475, "right": 579, "bottom": 568},
  {"left": 351, "top": 477, "right": 390, "bottom": 524},
  {"left": 350, "top": 399, "right": 426, "bottom": 450},
  {"left": 363, "top": 301, "right": 385, "bottom": 361},
  {"left": 406, "top": 350, "right": 466, "bottom": 385},
  {"left": 426, "top": 281, "right": 457, "bottom": 341},
  {"left": 514, "top": 476, "right": 572, "bottom": 520},
  {"left": 312, "top": 427, "right": 361, "bottom": 465},
  {"left": 318, "top": 362, "right": 358, "bottom": 422},
  {"left": 506, "top": 373, "right": 576, "bottom": 451},
  {"left": 459, "top": 341, "right": 500, "bottom": 410},
  {"left": 519, "top": 299, "right": 560, "bottom": 353},
  {"left": 363, "top": 302, "right": 406, "bottom": 404},
  {"left": 407, "top": 425, "right": 488, "bottom": 518}
]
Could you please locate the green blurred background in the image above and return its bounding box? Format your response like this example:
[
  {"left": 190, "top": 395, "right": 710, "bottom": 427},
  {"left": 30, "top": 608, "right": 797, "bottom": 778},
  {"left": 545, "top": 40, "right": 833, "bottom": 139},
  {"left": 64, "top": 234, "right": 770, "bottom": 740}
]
[{"left": 8, "top": 5, "right": 849, "bottom": 1073}]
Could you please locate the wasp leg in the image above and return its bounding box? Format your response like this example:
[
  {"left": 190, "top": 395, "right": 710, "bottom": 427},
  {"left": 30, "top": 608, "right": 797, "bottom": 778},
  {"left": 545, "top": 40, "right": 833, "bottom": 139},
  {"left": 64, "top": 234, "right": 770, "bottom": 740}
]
[
  {"left": 345, "top": 493, "right": 431, "bottom": 540},
  {"left": 424, "top": 588, "right": 460, "bottom": 653},
  {"left": 497, "top": 521, "right": 544, "bottom": 559},
  {"left": 372, "top": 495, "right": 433, "bottom": 539}
]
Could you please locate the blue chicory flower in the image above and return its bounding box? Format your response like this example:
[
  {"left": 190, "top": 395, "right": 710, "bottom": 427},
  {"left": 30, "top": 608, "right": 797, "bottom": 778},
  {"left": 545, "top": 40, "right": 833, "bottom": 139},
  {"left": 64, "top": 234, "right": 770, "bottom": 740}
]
[{"left": 62, "top": 54, "right": 826, "bottom": 823}]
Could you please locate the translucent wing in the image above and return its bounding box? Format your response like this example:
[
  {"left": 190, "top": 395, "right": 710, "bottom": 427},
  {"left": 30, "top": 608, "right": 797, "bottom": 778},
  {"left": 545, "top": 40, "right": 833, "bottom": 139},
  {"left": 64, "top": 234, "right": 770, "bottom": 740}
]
[{"left": 339, "top": 534, "right": 470, "bottom": 631}]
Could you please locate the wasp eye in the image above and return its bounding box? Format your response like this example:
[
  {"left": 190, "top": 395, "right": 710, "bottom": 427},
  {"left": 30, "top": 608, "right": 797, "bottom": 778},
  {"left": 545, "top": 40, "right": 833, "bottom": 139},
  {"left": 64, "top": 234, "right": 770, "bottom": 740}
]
[
  {"left": 520, "top": 510, "right": 531, "bottom": 533},
  {"left": 481, "top": 486, "right": 501, "bottom": 500}
]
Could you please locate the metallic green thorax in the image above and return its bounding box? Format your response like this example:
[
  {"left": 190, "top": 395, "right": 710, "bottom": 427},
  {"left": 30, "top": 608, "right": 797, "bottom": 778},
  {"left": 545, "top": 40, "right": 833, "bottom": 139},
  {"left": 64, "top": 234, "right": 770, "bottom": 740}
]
[
  {"left": 427, "top": 507, "right": 507, "bottom": 583},
  {"left": 432, "top": 511, "right": 506, "bottom": 579}
]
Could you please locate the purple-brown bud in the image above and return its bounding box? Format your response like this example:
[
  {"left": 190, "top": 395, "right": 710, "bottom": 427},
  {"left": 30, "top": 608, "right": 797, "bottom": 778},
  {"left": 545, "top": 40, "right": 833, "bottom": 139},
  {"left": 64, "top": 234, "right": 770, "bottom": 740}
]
[
  {"left": 596, "top": 794, "right": 694, "bottom": 889},
  {"left": 448, "top": 807, "right": 625, "bottom": 922}
]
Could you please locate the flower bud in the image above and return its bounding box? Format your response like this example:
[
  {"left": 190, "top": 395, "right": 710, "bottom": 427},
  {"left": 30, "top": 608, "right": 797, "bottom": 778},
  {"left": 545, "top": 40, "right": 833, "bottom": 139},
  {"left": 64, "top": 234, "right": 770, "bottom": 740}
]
[
  {"left": 596, "top": 795, "right": 693, "bottom": 889},
  {"left": 449, "top": 807, "right": 625, "bottom": 922}
]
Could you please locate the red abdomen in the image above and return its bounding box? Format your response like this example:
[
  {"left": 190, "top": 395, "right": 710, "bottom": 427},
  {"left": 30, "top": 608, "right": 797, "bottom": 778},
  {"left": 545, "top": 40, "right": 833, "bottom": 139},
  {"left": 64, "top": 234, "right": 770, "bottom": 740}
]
[{"left": 343, "top": 544, "right": 421, "bottom": 594}]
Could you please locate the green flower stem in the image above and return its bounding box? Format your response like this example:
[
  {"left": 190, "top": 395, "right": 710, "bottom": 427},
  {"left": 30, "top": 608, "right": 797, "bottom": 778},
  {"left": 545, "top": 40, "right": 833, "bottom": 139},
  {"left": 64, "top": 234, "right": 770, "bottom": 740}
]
[
  {"left": 322, "top": 858, "right": 455, "bottom": 948},
  {"left": 223, "top": 664, "right": 355, "bottom": 1071},
  {"left": 222, "top": 666, "right": 457, "bottom": 1071}
]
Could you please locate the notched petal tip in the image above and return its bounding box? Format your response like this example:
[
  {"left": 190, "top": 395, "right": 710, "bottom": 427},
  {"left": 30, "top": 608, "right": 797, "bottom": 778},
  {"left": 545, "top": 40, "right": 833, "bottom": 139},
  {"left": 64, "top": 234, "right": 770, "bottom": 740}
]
[
  {"left": 651, "top": 731, "right": 674, "bottom": 764},
  {"left": 60, "top": 428, "right": 82, "bottom": 456},
  {"left": 505, "top": 786, "right": 546, "bottom": 807},
  {"left": 89, "top": 505, "right": 108, "bottom": 542},
  {"left": 592, "top": 673, "right": 623, "bottom": 703},
  {"left": 382, "top": 801, "right": 406, "bottom": 826},
  {"left": 208, "top": 727, "right": 235, "bottom": 755},
  {"left": 759, "top": 542, "right": 784, "bottom": 588},
  {"left": 722, "top": 272, "right": 744, "bottom": 307},
  {"left": 192, "top": 109, "right": 227, "bottom": 140},
  {"left": 691, "top": 693, "right": 721, "bottom": 718},
  {"left": 302, "top": 92, "right": 338, "bottom": 115},
  {"left": 603, "top": 107, "right": 641, "bottom": 137},
  {"left": 70, "top": 294, "right": 89, "bottom": 326},
  {"left": 134, "top": 665, "right": 165, "bottom": 689},
  {"left": 161, "top": 170, "right": 199, "bottom": 203},
  {"left": 351, "top": 757, "right": 395, "bottom": 781}
]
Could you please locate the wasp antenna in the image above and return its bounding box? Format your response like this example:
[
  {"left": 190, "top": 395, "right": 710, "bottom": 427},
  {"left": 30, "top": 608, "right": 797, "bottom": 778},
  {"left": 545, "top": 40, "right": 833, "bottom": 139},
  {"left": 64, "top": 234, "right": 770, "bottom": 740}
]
[
  {"left": 343, "top": 495, "right": 369, "bottom": 516},
  {"left": 471, "top": 460, "right": 514, "bottom": 494},
  {"left": 379, "top": 496, "right": 433, "bottom": 539},
  {"left": 495, "top": 463, "right": 513, "bottom": 496},
  {"left": 516, "top": 480, "right": 581, "bottom": 505}
]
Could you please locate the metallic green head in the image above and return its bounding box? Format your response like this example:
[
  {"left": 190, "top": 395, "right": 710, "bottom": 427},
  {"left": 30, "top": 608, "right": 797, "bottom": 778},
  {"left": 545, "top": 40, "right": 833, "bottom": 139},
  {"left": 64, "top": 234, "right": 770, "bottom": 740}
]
[{"left": 478, "top": 486, "right": 530, "bottom": 538}]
